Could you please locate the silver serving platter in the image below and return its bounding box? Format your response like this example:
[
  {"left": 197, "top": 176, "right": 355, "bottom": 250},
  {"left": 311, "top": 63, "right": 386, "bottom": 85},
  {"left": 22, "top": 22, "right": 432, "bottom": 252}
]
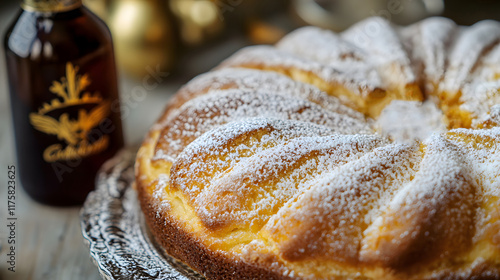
[{"left": 80, "top": 149, "right": 205, "bottom": 280}]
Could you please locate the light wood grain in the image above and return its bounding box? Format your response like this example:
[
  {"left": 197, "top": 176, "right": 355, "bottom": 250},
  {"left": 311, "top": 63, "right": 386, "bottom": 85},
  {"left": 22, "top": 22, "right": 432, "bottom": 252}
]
[{"left": 0, "top": 196, "right": 101, "bottom": 280}]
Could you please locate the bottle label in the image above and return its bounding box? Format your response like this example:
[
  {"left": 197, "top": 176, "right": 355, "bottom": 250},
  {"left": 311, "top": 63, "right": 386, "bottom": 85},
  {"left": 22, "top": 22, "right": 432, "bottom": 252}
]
[
  {"left": 22, "top": 0, "right": 82, "bottom": 13},
  {"left": 29, "top": 62, "right": 111, "bottom": 162}
]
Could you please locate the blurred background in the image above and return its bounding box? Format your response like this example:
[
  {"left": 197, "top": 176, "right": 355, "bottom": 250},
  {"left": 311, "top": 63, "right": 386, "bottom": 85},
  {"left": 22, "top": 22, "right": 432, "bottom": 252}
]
[
  {"left": 60, "top": 0, "right": 500, "bottom": 81},
  {"left": 1, "top": 0, "right": 500, "bottom": 152},
  {"left": 76, "top": 0, "right": 500, "bottom": 80},
  {"left": 1, "top": 0, "right": 500, "bottom": 279}
]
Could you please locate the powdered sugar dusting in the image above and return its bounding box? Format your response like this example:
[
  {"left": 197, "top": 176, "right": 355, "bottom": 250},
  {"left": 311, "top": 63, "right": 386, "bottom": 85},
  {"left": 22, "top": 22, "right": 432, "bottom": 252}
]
[
  {"left": 194, "top": 134, "right": 388, "bottom": 232},
  {"left": 341, "top": 17, "right": 416, "bottom": 92},
  {"left": 176, "top": 67, "right": 365, "bottom": 121},
  {"left": 460, "top": 81, "right": 500, "bottom": 126},
  {"left": 276, "top": 27, "right": 383, "bottom": 89},
  {"left": 376, "top": 100, "right": 446, "bottom": 143},
  {"left": 440, "top": 20, "right": 500, "bottom": 94},
  {"left": 153, "top": 89, "right": 371, "bottom": 161},
  {"left": 152, "top": 174, "right": 172, "bottom": 211},
  {"left": 482, "top": 104, "right": 500, "bottom": 126},
  {"left": 361, "top": 134, "right": 478, "bottom": 265},
  {"left": 446, "top": 127, "right": 500, "bottom": 196},
  {"left": 170, "top": 118, "right": 336, "bottom": 197},
  {"left": 399, "top": 17, "right": 457, "bottom": 92},
  {"left": 219, "top": 45, "right": 382, "bottom": 97},
  {"left": 264, "top": 144, "right": 420, "bottom": 262}
]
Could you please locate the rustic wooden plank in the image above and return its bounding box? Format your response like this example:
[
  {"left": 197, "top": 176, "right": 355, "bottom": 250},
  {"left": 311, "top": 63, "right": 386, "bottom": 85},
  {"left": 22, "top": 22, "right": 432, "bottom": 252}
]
[{"left": 0, "top": 186, "right": 102, "bottom": 280}]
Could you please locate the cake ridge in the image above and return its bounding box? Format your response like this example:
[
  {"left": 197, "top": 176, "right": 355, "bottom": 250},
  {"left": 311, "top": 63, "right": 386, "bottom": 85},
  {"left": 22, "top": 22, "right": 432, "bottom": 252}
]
[
  {"left": 153, "top": 88, "right": 371, "bottom": 162},
  {"left": 168, "top": 67, "right": 366, "bottom": 121},
  {"left": 194, "top": 133, "right": 388, "bottom": 233}
]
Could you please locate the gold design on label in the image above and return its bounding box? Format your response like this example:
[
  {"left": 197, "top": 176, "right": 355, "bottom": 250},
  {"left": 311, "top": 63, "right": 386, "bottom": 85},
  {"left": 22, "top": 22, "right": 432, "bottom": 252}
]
[{"left": 30, "top": 62, "right": 110, "bottom": 162}]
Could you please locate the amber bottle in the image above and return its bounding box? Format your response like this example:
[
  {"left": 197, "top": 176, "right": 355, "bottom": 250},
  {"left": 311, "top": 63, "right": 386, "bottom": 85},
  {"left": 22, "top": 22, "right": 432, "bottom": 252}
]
[{"left": 4, "top": 0, "right": 124, "bottom": 206}]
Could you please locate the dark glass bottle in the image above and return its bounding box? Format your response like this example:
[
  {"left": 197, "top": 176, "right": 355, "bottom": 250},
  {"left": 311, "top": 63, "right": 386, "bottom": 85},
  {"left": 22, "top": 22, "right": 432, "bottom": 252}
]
[{"left": 4, "top": 0, "right": 124, "bottom": 206}]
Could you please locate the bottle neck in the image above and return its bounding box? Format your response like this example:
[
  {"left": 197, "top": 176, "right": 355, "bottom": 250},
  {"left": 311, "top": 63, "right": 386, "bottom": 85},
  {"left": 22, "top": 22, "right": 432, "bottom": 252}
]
[{"left": 21, "top": 0, "right": 83, "bottom": 13}]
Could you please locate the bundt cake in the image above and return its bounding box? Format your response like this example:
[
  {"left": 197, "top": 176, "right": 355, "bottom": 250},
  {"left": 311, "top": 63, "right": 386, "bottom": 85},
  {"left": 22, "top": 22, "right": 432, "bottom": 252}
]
[{"left": 135, "top": 17, "right": 500, "bottom": 280}]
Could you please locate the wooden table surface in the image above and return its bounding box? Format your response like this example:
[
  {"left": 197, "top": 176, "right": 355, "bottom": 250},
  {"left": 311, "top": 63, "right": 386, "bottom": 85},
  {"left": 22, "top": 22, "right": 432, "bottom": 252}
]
[{"left": 0, "top": 3, "right": 247, "bottom": 279}]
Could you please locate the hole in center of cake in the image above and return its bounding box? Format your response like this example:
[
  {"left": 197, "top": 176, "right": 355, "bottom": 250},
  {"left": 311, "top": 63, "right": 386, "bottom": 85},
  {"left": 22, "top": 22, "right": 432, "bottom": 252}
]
[{"left": 376, "top": 100, "right": 446, "bottom": 144}]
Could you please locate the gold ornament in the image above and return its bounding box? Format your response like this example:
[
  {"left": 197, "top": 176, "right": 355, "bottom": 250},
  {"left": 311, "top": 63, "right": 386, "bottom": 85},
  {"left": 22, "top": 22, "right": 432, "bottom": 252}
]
[
  {"left": 169, "top": 0, "right": 224, "bottom": 46},
  {"left": 108, "top": 0, "right": 176, "bottom": 79}
]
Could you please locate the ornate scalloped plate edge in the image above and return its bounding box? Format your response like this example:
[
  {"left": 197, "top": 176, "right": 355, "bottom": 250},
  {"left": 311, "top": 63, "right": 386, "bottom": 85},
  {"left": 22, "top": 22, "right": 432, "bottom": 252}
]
[{"left": 80, "top": 148, "right": 205, "bottom": 280}]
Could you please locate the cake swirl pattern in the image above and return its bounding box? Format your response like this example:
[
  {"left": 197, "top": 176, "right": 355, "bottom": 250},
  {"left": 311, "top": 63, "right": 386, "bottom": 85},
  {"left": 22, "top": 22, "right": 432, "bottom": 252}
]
[{"left": 136, "top": 17, "right": 500, "bottom": 279}]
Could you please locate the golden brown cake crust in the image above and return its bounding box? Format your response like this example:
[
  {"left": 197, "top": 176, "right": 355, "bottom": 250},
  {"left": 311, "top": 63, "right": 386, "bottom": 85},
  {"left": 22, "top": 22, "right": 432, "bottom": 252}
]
[
  {"left": 135, "top": 16, "right": 500, "bottom": 280},
  {"left": 137, "top": 176, "right": 500, "bottom": 280},
  {"left": 137, "top": 182, "right": 294, "bottom": 280}
]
